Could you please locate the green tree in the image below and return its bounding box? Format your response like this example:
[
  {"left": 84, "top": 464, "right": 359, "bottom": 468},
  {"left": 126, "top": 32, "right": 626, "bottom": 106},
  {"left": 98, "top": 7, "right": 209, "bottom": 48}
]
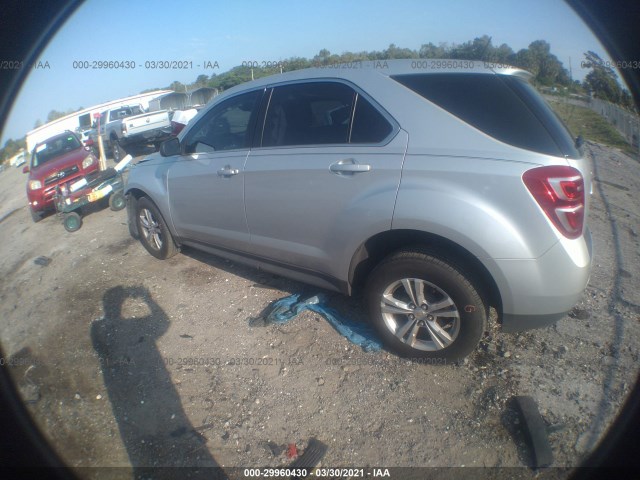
[
  {"left": 450, "top": 35, "right": 495, "bottom": 60},
  {"left": 46, "top": 110, "right": 66, "bottom": 122},
  {"left": 195, "top": 74, "right": 209, "bottom": 87},
  {"left": 418, "top": 42, "right": 447, "bottom": 58},
  {"left": 0, "top": 137, "right": 26, "bottom": 162},
  {"left": 582, "top": 51, "right": 622, "bottom": 103},
  {"left": 169, "top": 80, "right": 186, "bottom": 92}
]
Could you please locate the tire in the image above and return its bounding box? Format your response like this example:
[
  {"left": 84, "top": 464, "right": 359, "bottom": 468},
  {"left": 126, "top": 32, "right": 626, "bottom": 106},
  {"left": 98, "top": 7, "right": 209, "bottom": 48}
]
[
  {"left": 63, "top": 212, "right": 82, "bottom": 232},
  {"left": 135, "top": 196, "right": 178, "bottom": 259},
  {"left": 109, "top": 191, "right": 126, "bottom": 211},
  {"left": 111, "top": 138, "right": 124, "bottom": 162},
  {"left": 365, "top": 247, "right": 487, "bottom": 362},
  {"left": 30, "top": 207, "right": 42, "bottom": 223}
]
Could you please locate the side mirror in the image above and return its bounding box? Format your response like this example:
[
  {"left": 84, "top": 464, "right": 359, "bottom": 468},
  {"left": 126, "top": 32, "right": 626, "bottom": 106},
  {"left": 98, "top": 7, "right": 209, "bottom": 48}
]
[
  {"left": 159, "top": 137, "right": 181, "bottom": 157},
  {"left": 22, "top": 166, "right": 29, "bottom": 173},
  {"left": 575, "top": 135, "right": 584, "bottom": 149}
]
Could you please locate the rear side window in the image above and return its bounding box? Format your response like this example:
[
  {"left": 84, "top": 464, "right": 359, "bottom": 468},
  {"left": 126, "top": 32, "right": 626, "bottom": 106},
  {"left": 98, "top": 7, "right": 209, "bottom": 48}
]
[
  {"left": 391, "top": 73, "right": 578, "bottom": 158},
  {"left": 351, "top": 94, "right": 393, "bottom": 143}
]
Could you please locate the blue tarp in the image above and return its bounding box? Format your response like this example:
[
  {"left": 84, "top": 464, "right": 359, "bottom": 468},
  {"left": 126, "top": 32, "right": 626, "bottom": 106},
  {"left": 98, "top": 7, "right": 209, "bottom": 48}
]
[{"left": 264, "top": 293, "right": 382, "bottom": 352}]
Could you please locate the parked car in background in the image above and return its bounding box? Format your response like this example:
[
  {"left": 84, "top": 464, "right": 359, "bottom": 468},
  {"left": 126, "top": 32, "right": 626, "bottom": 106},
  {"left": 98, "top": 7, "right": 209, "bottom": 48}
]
[
  {"left": 24, "top": 130, "right": 100, "bottom": 222},
  {"left": 98, "top": 105, "right": 171, "bottom": 161},
  {"left": 77, "top": 128, "right": 99, "bottom": 157},
  {"left": 14, "top": 151, "right": 26, "bottom": 167},
  {"left": 125, "top": 60, "right": 592, "bottom": 361},
  {"left": 170, "top": 107, "right": 201, "bottom": 135}
]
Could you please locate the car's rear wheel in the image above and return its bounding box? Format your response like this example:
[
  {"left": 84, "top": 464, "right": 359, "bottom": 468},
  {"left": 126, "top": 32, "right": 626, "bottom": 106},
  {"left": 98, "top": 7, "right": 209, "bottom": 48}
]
[
  {"left": 365, "top": 247, "right": 487, "bottom": 362},
  {"left": 111, "top": 138, "right": 124, "bottom": 162},
  {"left": 135, "top": 196, "right": 177, "bottom": 259}
]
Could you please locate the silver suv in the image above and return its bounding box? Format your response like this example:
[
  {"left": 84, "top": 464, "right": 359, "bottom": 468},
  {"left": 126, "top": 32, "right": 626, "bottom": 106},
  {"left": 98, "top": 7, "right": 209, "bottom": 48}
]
[{"left": 125, "top": 60, "right": 592, "bottom": 361}]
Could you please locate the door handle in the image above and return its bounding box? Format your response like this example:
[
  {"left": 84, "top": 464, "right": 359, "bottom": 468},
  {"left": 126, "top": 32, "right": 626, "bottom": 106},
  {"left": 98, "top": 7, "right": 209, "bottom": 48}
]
[
  {"left": 218, "top": 165, "right": 240, "bottom": 177},
  {"left": 329, "top": 159, "right": 372, "bottom": 175}
]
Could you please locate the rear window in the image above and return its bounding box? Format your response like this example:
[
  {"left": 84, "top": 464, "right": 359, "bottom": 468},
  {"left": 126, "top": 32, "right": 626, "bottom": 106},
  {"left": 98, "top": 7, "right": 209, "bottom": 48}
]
[{"left": 391, "top": 73, "right": 580, "bottom": 159}]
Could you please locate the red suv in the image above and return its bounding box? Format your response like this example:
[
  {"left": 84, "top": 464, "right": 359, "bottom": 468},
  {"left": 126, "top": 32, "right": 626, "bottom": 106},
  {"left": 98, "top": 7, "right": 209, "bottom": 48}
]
[{"left": 24, "top": 131, "right": 100, "bottom": 222}]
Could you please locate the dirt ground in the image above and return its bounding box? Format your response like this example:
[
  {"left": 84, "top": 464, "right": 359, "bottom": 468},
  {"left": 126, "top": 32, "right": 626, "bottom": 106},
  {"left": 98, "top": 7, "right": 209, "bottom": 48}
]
[{"left": 0, "top": 141, "right": 638, "bottom": 478}]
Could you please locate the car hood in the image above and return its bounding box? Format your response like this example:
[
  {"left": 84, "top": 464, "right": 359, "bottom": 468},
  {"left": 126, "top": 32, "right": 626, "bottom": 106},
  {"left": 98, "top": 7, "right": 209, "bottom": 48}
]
[{"left": 29, "top": 148, "right": 91, "bottom": 180}]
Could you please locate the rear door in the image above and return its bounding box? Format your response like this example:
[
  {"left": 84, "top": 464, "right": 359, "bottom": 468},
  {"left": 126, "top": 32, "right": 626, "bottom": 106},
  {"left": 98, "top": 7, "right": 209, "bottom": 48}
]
[
  {"left": 244, "top": 80, "right": 407, "bottom": 283},
  {"left": 166, "top": 89, "right": 263, "bottom": 250}
]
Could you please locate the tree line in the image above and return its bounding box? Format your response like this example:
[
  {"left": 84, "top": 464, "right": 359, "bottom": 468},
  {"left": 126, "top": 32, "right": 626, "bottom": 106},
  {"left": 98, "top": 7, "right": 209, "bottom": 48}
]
[{"left": 162, "top": 35, "right": 634, "bottom": 109}]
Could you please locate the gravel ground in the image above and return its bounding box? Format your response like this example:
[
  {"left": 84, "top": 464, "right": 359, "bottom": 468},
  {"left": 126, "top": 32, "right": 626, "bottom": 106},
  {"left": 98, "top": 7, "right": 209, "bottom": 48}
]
[{"left": 0, "top": 141, "right": 638, "bottom": 478}]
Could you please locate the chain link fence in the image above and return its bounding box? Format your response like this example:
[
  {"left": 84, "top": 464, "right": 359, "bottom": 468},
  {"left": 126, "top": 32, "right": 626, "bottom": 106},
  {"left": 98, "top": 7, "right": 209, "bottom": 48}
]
[{"left": 545, "top": 94, "right": 640, "bottom": 149}]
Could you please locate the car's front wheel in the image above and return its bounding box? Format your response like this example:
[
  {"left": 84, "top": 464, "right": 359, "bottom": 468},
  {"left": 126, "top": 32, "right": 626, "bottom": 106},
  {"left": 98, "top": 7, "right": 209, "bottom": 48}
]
[
  {"left": 135, "top": 196, "right": 177, "bottom": 259},
  {"left": 365, "top": 248, "right": 487, "bottom": 362},
  {"left": 29, "top": 207, "right": 42, "bottom": 223}
]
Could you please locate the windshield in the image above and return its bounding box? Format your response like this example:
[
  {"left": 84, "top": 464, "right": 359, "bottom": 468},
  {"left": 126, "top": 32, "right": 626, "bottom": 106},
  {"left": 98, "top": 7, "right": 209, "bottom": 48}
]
[{"left": 31, "top": 134, "right": 82, "bottom": 168}]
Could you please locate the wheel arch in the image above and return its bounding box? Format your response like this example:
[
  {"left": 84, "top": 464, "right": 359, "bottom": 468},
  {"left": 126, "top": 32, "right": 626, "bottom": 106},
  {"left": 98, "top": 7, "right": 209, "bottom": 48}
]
[{"left": 348, "top": 229, "right": 503, "bottom": 318}]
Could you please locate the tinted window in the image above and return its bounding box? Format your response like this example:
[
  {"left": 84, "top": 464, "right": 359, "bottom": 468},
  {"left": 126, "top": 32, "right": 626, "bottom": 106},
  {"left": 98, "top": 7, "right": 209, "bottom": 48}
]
[
  {"left": 391, "top": 73, "right": 566, "bottom": 157},
  {"left": 504, "top": 76, "right": 581, "bottom": 158},
  {"left": 350, "top": 94, "right": 393, "bottom": 143},
  {"left": 262, "top": 82, "right": 355, "bottom": 147},
  {"left": 184, "top": 90, "right": 261, "bottom": 153}
]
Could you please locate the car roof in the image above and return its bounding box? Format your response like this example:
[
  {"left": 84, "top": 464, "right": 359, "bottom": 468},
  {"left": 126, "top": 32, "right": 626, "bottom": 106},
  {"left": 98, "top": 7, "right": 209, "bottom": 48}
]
[{"left": 219, "top": 59, "right": 533, "bottom": 97}]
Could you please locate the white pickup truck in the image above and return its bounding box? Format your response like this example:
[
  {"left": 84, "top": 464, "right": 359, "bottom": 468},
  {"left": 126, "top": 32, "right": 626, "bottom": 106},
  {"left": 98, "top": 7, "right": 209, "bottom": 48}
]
[{"left": 99, "top": 105, "right": 171, "bottom": 161}]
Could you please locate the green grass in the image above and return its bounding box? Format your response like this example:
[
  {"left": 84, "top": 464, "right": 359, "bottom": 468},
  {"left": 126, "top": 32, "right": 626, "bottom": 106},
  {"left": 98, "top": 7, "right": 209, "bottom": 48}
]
[{"left": 548, "top": 100, "right": 637, "bottom": 157}]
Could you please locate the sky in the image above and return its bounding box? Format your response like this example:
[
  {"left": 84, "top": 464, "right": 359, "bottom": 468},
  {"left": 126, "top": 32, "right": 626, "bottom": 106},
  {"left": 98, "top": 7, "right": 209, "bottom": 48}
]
[{"left": 1, "top": 0, "right": 616, "bottom": 144}]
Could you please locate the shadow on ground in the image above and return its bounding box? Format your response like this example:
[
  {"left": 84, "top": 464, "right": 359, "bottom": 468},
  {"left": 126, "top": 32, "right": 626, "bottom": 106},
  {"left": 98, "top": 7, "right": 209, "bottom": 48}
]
[{"left": 91, "top": 285, "right": 226, "bottom": 478}]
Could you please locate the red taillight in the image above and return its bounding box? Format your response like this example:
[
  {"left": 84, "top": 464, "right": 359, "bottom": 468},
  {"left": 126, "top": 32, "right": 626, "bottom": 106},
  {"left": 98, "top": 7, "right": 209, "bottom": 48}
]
[{"left": 522, "top": 165, "right": 585, "bottom": 239}]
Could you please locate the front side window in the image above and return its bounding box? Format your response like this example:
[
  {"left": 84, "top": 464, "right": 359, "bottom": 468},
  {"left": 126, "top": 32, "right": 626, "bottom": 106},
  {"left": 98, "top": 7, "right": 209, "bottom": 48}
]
[
  {"left": 184, "top": 90, "right": 262, "bottom": 153},
  {"left": 262, "top": 82, "right": 355, "bottom": 147}
]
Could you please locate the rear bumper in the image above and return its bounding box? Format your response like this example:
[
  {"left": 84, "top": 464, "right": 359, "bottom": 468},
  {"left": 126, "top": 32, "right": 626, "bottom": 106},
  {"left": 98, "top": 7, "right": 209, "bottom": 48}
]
[{"left": 495, "top": 228, "right": 592, "bottom": 332}]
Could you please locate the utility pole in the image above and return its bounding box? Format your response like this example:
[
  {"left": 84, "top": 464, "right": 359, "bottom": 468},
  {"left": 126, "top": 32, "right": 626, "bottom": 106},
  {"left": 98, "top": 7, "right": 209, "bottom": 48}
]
[{"left": 569, "top": 56, "right": 572, "bottom": 82}]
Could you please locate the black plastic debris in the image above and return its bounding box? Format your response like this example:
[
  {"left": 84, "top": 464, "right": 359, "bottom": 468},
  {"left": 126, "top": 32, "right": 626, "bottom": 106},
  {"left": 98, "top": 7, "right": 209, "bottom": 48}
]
[
  {"left": 514, "top": 395, "right": 554, "bottom": 467},
  {"left": 288, "top": 438, "right": 328, "bottom": 471},
  {"left": 33, "top": 256, "right": 52, "bottom": 266}
]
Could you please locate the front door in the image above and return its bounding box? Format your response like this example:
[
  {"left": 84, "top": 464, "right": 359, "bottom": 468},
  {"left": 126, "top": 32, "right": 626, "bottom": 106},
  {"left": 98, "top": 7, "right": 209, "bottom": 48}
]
[{"left": 167, "top": 89, "right": 263, "bottom": 251}]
